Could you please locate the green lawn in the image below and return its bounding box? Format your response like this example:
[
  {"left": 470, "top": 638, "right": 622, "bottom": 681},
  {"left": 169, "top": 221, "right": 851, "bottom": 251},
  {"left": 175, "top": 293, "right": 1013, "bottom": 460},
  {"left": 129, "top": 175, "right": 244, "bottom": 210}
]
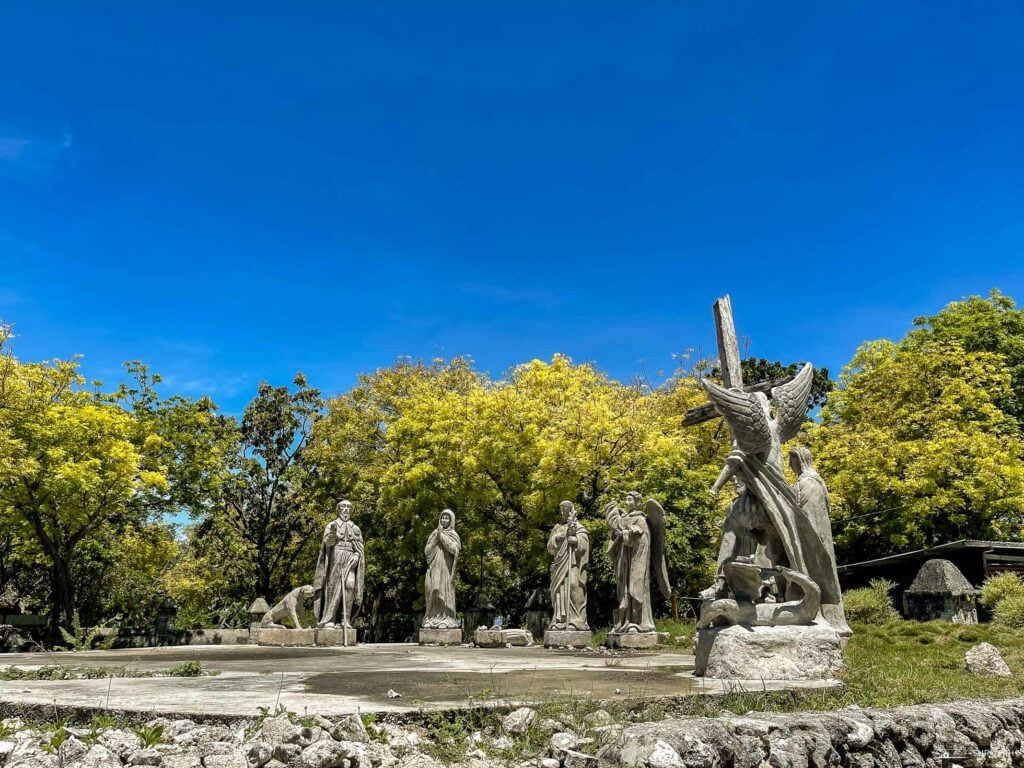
[{"left": 665, "top": 619, "right": 1024, "bottom": 716}]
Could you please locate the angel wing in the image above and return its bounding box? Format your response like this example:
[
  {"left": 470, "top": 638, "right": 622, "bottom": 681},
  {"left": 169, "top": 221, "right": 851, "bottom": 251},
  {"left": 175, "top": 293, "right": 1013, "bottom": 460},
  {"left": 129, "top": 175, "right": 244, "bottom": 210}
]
[
  {"left": 646, "top": 498, "right": 672, "bottom": 601},
  {"left": 700, "top": 377, "right": 773, "bottom": 454},
  {"left": 771, "top": 363, "right": 813, "bottom": 444}
]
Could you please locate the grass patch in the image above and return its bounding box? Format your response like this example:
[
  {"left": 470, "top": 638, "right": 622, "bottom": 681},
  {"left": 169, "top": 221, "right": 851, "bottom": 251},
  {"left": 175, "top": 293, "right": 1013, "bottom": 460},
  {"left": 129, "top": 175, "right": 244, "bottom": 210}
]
[
  {"left": 0, "top": 662, "right": 216, "bottom": 681},
  {"left": 664, "top": 619, "right": 1024, "bottom": 717}
]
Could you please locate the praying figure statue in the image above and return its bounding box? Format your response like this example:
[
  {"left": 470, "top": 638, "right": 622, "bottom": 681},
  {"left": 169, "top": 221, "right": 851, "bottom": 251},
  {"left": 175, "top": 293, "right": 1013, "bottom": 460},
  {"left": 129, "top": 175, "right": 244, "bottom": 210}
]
[
  {"left": 547, "top": 501, "right": 590, "bottom": 631},
  {"left": 605, "top": 491, "right": 671, "bottom": 634},
  {"left": 314, "top": 500, "right": 365, "bottom": 629},
  {"left": 422, "top": 508, "right": 461, "bottom": 629},
  {"left": 789, "top": 445, "right": 850, "bottom": 636}
]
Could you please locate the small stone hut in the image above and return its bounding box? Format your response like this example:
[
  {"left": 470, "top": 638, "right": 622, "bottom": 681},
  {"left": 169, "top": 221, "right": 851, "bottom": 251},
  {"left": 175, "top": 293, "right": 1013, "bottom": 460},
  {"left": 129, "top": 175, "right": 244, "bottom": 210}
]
[{"left": 903, "top": 558, "right": 980, "bottom": 623}]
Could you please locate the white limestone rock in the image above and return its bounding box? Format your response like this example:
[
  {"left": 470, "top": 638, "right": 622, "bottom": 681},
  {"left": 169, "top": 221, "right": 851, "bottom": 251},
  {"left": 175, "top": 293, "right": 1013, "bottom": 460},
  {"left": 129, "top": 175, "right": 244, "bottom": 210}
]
[
  {"left": 329, "top": 715, "right": 369, "bottom": 743},
  {"left": 646, "top": 739, "right": 685, "bottom": 768},
  {"left": 502, "top": 707, "right": 537, "bottom": 735},
  {"left": 550, "top": 732, "right": 579, "bottom": 752},
  {"left": 965, "top": 642, "right": 1011, "bottom": 677}
]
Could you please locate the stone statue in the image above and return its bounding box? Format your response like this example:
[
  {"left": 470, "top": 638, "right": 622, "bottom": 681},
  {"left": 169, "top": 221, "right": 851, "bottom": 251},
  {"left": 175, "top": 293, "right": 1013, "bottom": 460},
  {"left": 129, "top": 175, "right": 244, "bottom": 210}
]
[
  {"left": 605, "top": 492, "right": 671, "bottom": 638},
  {"left": 789, "top": 445, "right": 850, "bottom": 635},
  {"left": 314, "top": 500, "right": 365, "bottom": 630},
  {"left": 547, "top": 501, "right": 590, "bottom": 632},
  {"left": 422, "top": 509, "right": 461, "bottom": 629},
  {"left": 699, "top": 365, "right": 846, "bottom": 633},
  {"left": 261, "top": 585, "right": 314, "bottom": 629}
]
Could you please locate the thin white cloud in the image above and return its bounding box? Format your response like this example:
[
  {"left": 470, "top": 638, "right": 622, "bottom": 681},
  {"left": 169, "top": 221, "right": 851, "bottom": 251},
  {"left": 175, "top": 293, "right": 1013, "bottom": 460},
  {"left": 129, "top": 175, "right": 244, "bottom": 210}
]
[{"left": 0, "top": 129, "right": 73, "bottom": 179}]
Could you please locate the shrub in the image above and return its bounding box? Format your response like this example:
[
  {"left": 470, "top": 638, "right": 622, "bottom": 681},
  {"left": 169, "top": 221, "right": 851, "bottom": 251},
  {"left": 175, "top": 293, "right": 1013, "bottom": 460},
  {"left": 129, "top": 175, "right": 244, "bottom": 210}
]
[
  {"left": 993, "top": 594, "right": 1024, "bottom": 628},
  {"left": 843, "top": 579, "right": 900, "bottom": 624},
  {"left": 981, "top": 572, "right": 1024, "bottom": 608}
]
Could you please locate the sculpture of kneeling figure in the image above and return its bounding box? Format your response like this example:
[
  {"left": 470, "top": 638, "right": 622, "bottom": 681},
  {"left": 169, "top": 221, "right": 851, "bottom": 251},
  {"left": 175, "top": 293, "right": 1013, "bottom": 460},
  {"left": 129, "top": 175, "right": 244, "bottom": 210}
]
[{"left": 262, "top": 585, "right": 315, "bottom": 629}]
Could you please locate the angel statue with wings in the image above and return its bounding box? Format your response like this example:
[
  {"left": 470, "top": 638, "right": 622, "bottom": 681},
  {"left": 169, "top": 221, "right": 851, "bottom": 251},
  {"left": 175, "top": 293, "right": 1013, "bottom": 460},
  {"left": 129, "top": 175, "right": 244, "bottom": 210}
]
[
  {"left": 699, "top": 364, "right": 847, "bottom": 635},
  {"left": 605, "top": 492, "right": 671, "bottom": 635}
]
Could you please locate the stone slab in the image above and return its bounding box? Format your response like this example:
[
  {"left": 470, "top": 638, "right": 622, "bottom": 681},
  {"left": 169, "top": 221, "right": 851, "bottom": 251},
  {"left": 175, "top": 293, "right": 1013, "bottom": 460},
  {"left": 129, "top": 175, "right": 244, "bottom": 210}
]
[
  {"left": 694, "top": 623, "right": 844, "bottom": 680},
  {"left": 316, "top": 626, "right": 358, "bottom": 646},
  {"left": 256, "top": 628, "right": 315, "bottom": 647},
  {"left": 605, "top": 632, "right": 657, "bottom": 649},
  {"left": 544, "top": 630, "right": 592, "bottom": 649},
  {"left": 473, "top": 628, "right": 534, "bottom": 647},
  {"left": 418, "top": 627, "right": 463, "bottom": 645}
]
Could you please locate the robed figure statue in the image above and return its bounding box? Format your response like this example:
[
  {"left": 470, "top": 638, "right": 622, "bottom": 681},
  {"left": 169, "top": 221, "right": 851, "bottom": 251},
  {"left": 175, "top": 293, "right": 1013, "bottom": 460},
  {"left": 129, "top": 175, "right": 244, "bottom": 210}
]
[
  {"left": 422, "top": 509, "right": 461, "bottom": 629},
  {"left": 701, "top": 364, "right": 847, "bottom": 634},
  {"left": 547, "top": 501, "right": 590, "bottom": 631},
  {"left": 314, "top": 500, "right": 365, "bottom": 629},
  {"left": 605, "top": 492, "right": 671, "bottom": 634}
]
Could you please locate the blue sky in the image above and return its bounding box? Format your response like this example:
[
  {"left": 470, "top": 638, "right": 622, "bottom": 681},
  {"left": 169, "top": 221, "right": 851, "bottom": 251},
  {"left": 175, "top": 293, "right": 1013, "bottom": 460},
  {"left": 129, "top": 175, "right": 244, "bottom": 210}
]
[{"left": 2, "top": 2, "right": 1023, "bottom": 413}]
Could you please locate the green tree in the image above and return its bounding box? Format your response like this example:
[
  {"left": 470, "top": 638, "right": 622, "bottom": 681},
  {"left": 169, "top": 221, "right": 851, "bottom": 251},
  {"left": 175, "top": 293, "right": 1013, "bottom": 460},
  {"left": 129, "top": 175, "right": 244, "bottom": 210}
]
[
  {"left": 911, "top": 290, "right": 1024, "bottom": 427},
  {"left": 807, "top": 337, "right": 1024, "bottom": 559},
  {"left": 193, "top": 374, "right": 322, "bottom": 604},
  {"left": 307, "top": 355, "right": 727, "bottom": 636},
  {"left": 0, "top": 348, "right": 166, "bottom": 640}
]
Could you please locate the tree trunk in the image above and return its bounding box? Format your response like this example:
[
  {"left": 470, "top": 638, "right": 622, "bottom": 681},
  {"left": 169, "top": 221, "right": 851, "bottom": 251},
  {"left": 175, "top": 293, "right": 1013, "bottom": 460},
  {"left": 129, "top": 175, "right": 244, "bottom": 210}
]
[{"left": 47, "top": 556, "right": 74, "bottom": 645}]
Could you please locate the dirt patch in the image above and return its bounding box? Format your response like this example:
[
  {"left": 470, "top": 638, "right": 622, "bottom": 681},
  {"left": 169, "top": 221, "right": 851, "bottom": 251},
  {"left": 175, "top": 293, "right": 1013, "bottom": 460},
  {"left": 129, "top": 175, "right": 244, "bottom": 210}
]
[{"left": 303, "top": 666, "right": 698, "bottom": 704}]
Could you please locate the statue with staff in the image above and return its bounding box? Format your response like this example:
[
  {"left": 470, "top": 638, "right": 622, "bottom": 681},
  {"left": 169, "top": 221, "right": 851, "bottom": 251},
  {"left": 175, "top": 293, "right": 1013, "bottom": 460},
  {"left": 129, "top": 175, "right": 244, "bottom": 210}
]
[
  {"left": 546, "top": 500, "right": 590, "bottom": 633},
  {"left": 314, "top": 499, "right": 365, "bottom": 644}
]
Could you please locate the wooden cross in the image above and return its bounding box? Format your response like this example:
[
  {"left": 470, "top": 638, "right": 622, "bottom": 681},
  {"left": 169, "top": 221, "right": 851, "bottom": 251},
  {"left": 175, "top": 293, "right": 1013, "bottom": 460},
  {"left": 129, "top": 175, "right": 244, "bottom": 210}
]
[{"left": 682, "top": 294, "right": 792, "bottom": 427}]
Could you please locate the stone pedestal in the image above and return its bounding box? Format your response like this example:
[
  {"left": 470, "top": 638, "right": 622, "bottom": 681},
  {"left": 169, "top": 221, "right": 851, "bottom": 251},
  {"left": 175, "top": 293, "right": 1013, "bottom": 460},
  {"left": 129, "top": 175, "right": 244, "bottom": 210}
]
[
  {"left": 316, "top": 626, "right": 358, "bottom": 646},
  {"left": 605, "top": 631, "right": 657, "bottom": 649},
  {"left": 473, "top": 627, "right": 534, "bottom": 647},
  {"left": 544, "top": 630, "right": 592, "bottom": 648},
  {"left": 418, "top": 627, "right": 463, "bottom": 645},
  {"left": 257, "top": 628, "right": 315, "bottom": 647},
  {"left": 694, "top": 624, "right": 844, "bottom": 680}
]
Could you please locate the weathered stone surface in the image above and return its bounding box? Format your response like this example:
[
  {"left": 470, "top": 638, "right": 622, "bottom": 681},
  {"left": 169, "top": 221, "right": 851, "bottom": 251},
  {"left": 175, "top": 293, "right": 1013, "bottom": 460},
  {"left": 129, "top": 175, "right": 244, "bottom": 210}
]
[
  {"left": 550, "top": 732, "right": 579, "bottom": 752},
  {"left": 601, "top": 698, "right": 1024, "bottom": 768},
  {"left": 473, "top": 627, "right": 533, "bottom": 647},
  {"left": 502, "top": 707, "right": 537, "bottom": 734},
  {"left": 502, "top": 628, "right": 534, "bottom": 646},
  {"left": 256, "top": 627, "right": 315, "bottom": 647},
  {"left": 79, "top": 743, "right": 122, "bottom": 768},
  {"left": 645, "top": 739, "right": 684, "bottom": 768},
  {"left": 694, "top": 623, "right": 844, "bottom": 680},
  {"left": 296, "top": 739, "right": 365, "bottom": 768},
  {"left": 315, "top": 626, "right": 357, "bottom": 646},
  {"left": 966, "top": 641, "right": 1012, "bottom": 677},
  {"left": 605, "top": 631, "right": 657, "bottom": 649},
  {"left": 544, "top": 629, "right": 592, "bottom": 648},
  {"left": 417, "top": 627, "right": 462, "bottom": 645},
  {"left": 203, "top": 753, "right": 248, "bottom": 768},
  {"left": 245, "top": 741, "right": 273, "bottom": 768},
  {"left": 329, "top": 714, "right": 369, "bottom": 743},
  {"left": 57, "top": 736, "right": 88, "bottom": 765}
]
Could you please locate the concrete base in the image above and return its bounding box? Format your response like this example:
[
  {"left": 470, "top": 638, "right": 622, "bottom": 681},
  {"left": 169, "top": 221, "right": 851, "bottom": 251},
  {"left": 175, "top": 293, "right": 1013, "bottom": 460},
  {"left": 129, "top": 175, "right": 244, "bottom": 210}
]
[
  {"left": 605, "top": 631, "right": 657, "bottom": 649},
  {"left": 256, "top": 628, "right": 315, "bottom": 647},
  {"left": 316, "top": 626, "right": 358, "bottom": 647},
  {"left": 544, "top": 630, "right": 592, "bottom": 648},
  {"left": 473, "top": 628, "right": 534, "bottom": 648},
  {"left": 418, "top": 627, "right": 463, "bottom": 645},
  {"left": 694, "top": 623, "right": 844, "bottom": 680}
]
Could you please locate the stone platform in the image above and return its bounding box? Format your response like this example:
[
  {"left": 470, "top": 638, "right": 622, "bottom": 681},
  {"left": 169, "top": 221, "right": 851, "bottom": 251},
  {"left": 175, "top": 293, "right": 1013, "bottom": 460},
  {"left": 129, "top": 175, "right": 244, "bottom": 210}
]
[
  {"left": 257, "top": 626, "right": 356, "bottom": 647},
  {"left": 0, "top": 643, "right": 838, "bottom": 718},
  {"left": 418, "top": 627, "right": 462, "bottom": 645},
  {"left": 694, "top": 623, "right": 844, "bottom": 680},
  {"left": 605, "top": 631, "right": 657, "bottom": 649},
  {"left": 544, "top": 629, "right": 592, "bottom": 648}
]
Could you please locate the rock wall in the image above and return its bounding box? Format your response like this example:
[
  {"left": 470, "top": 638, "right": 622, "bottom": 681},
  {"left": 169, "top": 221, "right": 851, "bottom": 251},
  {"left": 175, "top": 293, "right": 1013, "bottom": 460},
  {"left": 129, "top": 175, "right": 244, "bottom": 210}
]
[{"left": 602, "top": 698, "right": 1024, "bottom": 768}]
